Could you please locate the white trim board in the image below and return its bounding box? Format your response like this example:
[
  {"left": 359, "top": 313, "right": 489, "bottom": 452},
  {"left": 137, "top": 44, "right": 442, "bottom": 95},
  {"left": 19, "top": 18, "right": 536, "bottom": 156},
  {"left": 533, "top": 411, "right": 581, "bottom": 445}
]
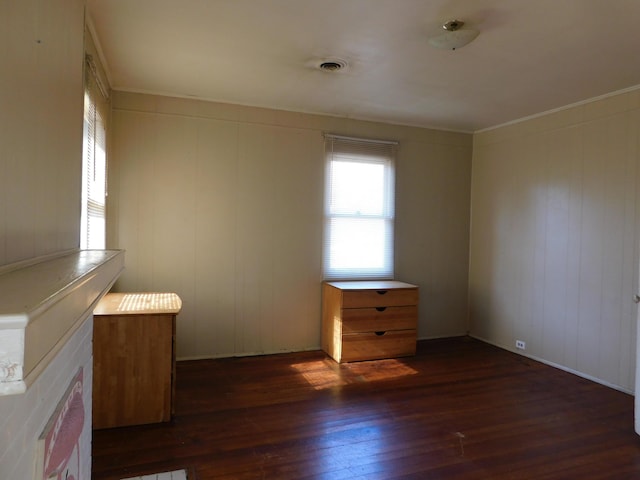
[{"left": 121, "top": 470, "right": 187, "bottom": 480}]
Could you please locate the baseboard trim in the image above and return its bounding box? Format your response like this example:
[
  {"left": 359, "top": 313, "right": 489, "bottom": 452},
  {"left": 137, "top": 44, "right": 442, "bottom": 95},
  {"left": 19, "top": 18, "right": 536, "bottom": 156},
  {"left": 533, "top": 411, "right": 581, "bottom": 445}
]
[{"left": 468, "top": 334, "right": 633, "bottom": 395}]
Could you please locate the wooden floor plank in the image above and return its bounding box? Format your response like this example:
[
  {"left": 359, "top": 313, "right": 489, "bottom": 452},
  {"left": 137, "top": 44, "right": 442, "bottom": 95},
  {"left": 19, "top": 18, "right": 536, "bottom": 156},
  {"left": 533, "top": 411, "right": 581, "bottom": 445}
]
[{"left": 92, "top": 337, "right": 640, "bottom": 479}]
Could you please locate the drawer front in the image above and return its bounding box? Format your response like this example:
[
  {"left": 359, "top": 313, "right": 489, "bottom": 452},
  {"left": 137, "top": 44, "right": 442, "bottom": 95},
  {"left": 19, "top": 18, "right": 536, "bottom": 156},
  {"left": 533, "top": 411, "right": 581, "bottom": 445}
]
[
  {"left": 342, "top": 306, "right": 417, "bottom": 334},
  {"left": 341, "top": 330, "right": 417, "bottom": 362},
  {"left": 342, "top": 288, "right": 418, "bottom": 308}
]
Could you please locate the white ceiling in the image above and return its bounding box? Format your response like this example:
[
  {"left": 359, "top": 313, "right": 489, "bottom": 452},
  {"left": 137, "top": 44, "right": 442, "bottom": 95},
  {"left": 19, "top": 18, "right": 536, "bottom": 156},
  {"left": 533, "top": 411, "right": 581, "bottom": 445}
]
[{"left": 87, "top": 0, "right": 640, "bottom": 132}]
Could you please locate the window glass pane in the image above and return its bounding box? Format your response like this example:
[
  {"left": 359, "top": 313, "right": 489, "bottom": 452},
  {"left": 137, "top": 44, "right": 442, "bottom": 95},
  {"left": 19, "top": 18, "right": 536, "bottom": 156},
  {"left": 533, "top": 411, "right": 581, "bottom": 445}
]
[
  {"left": 329, "top": 160, "right": 385, "bottom": 216},
  {"left": 328, "top": 217, "right": 388, "bottom": 270}
]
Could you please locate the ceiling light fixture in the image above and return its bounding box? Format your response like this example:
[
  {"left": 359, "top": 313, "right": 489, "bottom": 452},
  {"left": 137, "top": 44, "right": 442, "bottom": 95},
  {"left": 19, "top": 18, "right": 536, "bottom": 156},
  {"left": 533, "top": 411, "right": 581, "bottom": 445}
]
[{"left": 428, "top": 20, "right": 479, "bottom": 50}]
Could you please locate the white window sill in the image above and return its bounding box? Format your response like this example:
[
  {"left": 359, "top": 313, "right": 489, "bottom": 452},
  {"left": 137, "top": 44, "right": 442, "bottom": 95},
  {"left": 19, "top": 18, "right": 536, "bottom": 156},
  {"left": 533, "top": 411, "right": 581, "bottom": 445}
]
[{"left": 0, "top": 249, "right": 124, "bottom": 395}]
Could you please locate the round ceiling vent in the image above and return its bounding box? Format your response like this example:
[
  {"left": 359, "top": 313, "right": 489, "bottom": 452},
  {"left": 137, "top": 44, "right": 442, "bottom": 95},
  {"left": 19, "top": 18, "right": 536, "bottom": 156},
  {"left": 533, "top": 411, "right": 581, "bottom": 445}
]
[{"left": 317, "top": 58, "right": 348, "bottom": 72}]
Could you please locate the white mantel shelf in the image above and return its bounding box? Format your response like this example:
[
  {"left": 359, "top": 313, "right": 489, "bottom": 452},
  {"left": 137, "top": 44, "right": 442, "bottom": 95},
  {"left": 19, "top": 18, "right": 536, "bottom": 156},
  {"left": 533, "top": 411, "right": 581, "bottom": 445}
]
[{"left": 0, "top": 249, "right": 124, "bottom": 395}]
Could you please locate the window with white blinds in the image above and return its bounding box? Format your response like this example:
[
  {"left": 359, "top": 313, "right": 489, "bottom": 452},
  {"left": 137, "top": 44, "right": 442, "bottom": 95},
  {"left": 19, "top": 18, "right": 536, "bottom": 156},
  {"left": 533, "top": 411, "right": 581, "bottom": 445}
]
[
  {"left": 80, "top": 53, "right": 109, "bottom": 250},
  {"left": 323, "top": 135, "right": 397, "bottom": 280}
]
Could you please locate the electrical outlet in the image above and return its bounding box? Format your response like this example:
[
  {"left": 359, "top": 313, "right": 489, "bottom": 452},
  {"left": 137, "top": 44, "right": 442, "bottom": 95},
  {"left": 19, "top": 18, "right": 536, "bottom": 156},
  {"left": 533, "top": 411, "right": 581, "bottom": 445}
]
[{"left": 516, "top": 340, "right": 526, "bottom": 350}]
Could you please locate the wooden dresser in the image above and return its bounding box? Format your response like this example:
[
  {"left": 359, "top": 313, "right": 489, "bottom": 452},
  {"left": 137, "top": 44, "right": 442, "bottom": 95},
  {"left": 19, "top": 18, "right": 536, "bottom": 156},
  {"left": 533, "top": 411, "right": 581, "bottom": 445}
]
[
  {"left": 322, "top": 281, "right": 419, "bottom": 363},
  {"left": 92, "top": 292, "right": 181, "bottom": 429}
]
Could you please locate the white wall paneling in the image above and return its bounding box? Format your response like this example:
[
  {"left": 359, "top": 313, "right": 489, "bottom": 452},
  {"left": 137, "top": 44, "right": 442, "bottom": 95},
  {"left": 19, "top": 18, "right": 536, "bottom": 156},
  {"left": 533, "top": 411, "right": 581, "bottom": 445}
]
[
  {"left": 470, "top": 91, "right": 640, "bottom": 392},
  {"left": 0, "top": 0, "right": 84, "bottom": 266},
  {"left": 0, "top": 314, "right": 94, "bottom": 480},
  {"left": 108, "top": 93, "right": 473, "bottom": 359}
]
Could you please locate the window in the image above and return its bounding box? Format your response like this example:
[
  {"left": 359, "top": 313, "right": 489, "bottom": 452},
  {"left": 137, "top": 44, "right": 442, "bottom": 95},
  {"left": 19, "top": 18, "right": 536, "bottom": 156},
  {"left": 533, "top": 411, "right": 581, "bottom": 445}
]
[
  {"left": 323, "top": 135, "right": 396, "bottom": 280},
  {"left": 80, "top": 53, "right": 109, "bottom": 250}
]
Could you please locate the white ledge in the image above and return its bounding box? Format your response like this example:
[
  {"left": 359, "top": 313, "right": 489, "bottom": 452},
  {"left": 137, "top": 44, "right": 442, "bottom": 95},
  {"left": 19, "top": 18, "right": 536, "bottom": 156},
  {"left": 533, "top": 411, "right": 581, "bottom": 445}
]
[{"left": 0, "top": 250, "right": 124, "bottom": 395}]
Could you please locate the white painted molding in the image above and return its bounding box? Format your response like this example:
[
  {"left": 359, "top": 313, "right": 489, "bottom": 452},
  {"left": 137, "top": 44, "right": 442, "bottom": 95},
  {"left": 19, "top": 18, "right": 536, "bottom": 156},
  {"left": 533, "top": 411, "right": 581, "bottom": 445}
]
[
  {"left": 475, "top": 84, "right": 640, "bottom": 134},
  {"left": 0, "top": 250, "right": 124, "bottom": 395}
]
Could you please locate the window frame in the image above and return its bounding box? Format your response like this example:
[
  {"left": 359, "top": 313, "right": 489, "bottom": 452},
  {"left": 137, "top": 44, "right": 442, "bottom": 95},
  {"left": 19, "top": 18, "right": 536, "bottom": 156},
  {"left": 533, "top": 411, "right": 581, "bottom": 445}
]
[
  {"left": 80, "top": 52, "right": 109, "bottom": 250},
  {"left": 323, "top": 134, "right": 397, "bottom": 281}
]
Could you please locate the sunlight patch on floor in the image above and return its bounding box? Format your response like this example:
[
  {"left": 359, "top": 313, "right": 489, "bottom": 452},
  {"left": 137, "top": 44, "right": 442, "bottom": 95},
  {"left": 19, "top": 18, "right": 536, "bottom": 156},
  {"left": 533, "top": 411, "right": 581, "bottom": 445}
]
[
  {"left": 290, "top": 360, "right": 348, "bottom": 389},
  {"left": 291, "top": 358, "right": 418, "bottom": 389},
  {"left": 346, "top": 358, "right": 418, "bottom": 381}
]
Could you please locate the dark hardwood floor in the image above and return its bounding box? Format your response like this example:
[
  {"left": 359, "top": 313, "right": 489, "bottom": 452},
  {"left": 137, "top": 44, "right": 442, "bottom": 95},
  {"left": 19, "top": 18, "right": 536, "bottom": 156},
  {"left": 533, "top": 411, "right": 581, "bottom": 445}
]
[{"left": 92, "top": 337, "right": 640, "bottom": 479}]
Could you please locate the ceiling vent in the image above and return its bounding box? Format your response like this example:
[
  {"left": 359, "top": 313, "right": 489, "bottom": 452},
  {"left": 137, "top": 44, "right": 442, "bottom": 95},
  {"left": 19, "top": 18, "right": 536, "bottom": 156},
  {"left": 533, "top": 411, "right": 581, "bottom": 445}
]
[{"left": 317, "top": 58, "right": 348, "bottom": 72}]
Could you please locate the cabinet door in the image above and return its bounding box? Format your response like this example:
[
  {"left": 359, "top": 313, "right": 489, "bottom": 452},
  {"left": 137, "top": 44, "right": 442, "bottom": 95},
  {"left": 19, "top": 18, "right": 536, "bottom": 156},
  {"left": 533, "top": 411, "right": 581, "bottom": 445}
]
[{"left": 93, "top": 314, "right": 173, "bottom": 429}]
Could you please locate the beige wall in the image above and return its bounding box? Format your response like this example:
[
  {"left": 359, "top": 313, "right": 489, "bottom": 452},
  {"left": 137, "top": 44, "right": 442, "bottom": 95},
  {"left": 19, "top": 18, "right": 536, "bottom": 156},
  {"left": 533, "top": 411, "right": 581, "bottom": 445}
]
[
  {"left": 0, "top": 0, "right": 85, "bottom": 267},
  {"left": 470, "top": 89, "right": 640, "bottom": 392},
  {"left": 1, "top": 1, "right": 90, "bottom": 478},
  {"left": 107, "top": 92, "right": 472, "bottom": 359}
]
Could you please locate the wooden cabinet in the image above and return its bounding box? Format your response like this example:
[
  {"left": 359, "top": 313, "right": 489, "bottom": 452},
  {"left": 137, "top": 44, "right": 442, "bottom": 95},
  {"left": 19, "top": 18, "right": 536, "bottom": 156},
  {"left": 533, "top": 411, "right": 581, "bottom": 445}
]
[
  {"left": 92, "top": 292, "right": 182, "bottom": 429},
  {"left": 322, "top": 281, "right": 419, "bottom": 363}
]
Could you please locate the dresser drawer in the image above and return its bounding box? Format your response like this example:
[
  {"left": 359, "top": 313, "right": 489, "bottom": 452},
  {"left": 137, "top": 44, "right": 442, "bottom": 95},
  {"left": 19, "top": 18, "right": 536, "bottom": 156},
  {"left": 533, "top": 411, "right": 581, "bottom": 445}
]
[
  {"left": 341, "top": 330, "right": 417, "bottom": 362},
  {"left": 342, "top": 288, "right": 418, "bottom": 308},
  {"left": 342, "top": 305, "right": 417, "bottom": 334}
]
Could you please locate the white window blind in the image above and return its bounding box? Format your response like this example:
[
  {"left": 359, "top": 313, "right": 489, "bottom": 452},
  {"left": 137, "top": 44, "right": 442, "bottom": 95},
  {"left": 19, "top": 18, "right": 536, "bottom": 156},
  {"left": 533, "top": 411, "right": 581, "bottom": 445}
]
[
  {"left": 323, "top": 135, "right": 396, "bottom": 280},
  {"left": 80, "top": 53, "right": 109, "bottom": 250}
]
